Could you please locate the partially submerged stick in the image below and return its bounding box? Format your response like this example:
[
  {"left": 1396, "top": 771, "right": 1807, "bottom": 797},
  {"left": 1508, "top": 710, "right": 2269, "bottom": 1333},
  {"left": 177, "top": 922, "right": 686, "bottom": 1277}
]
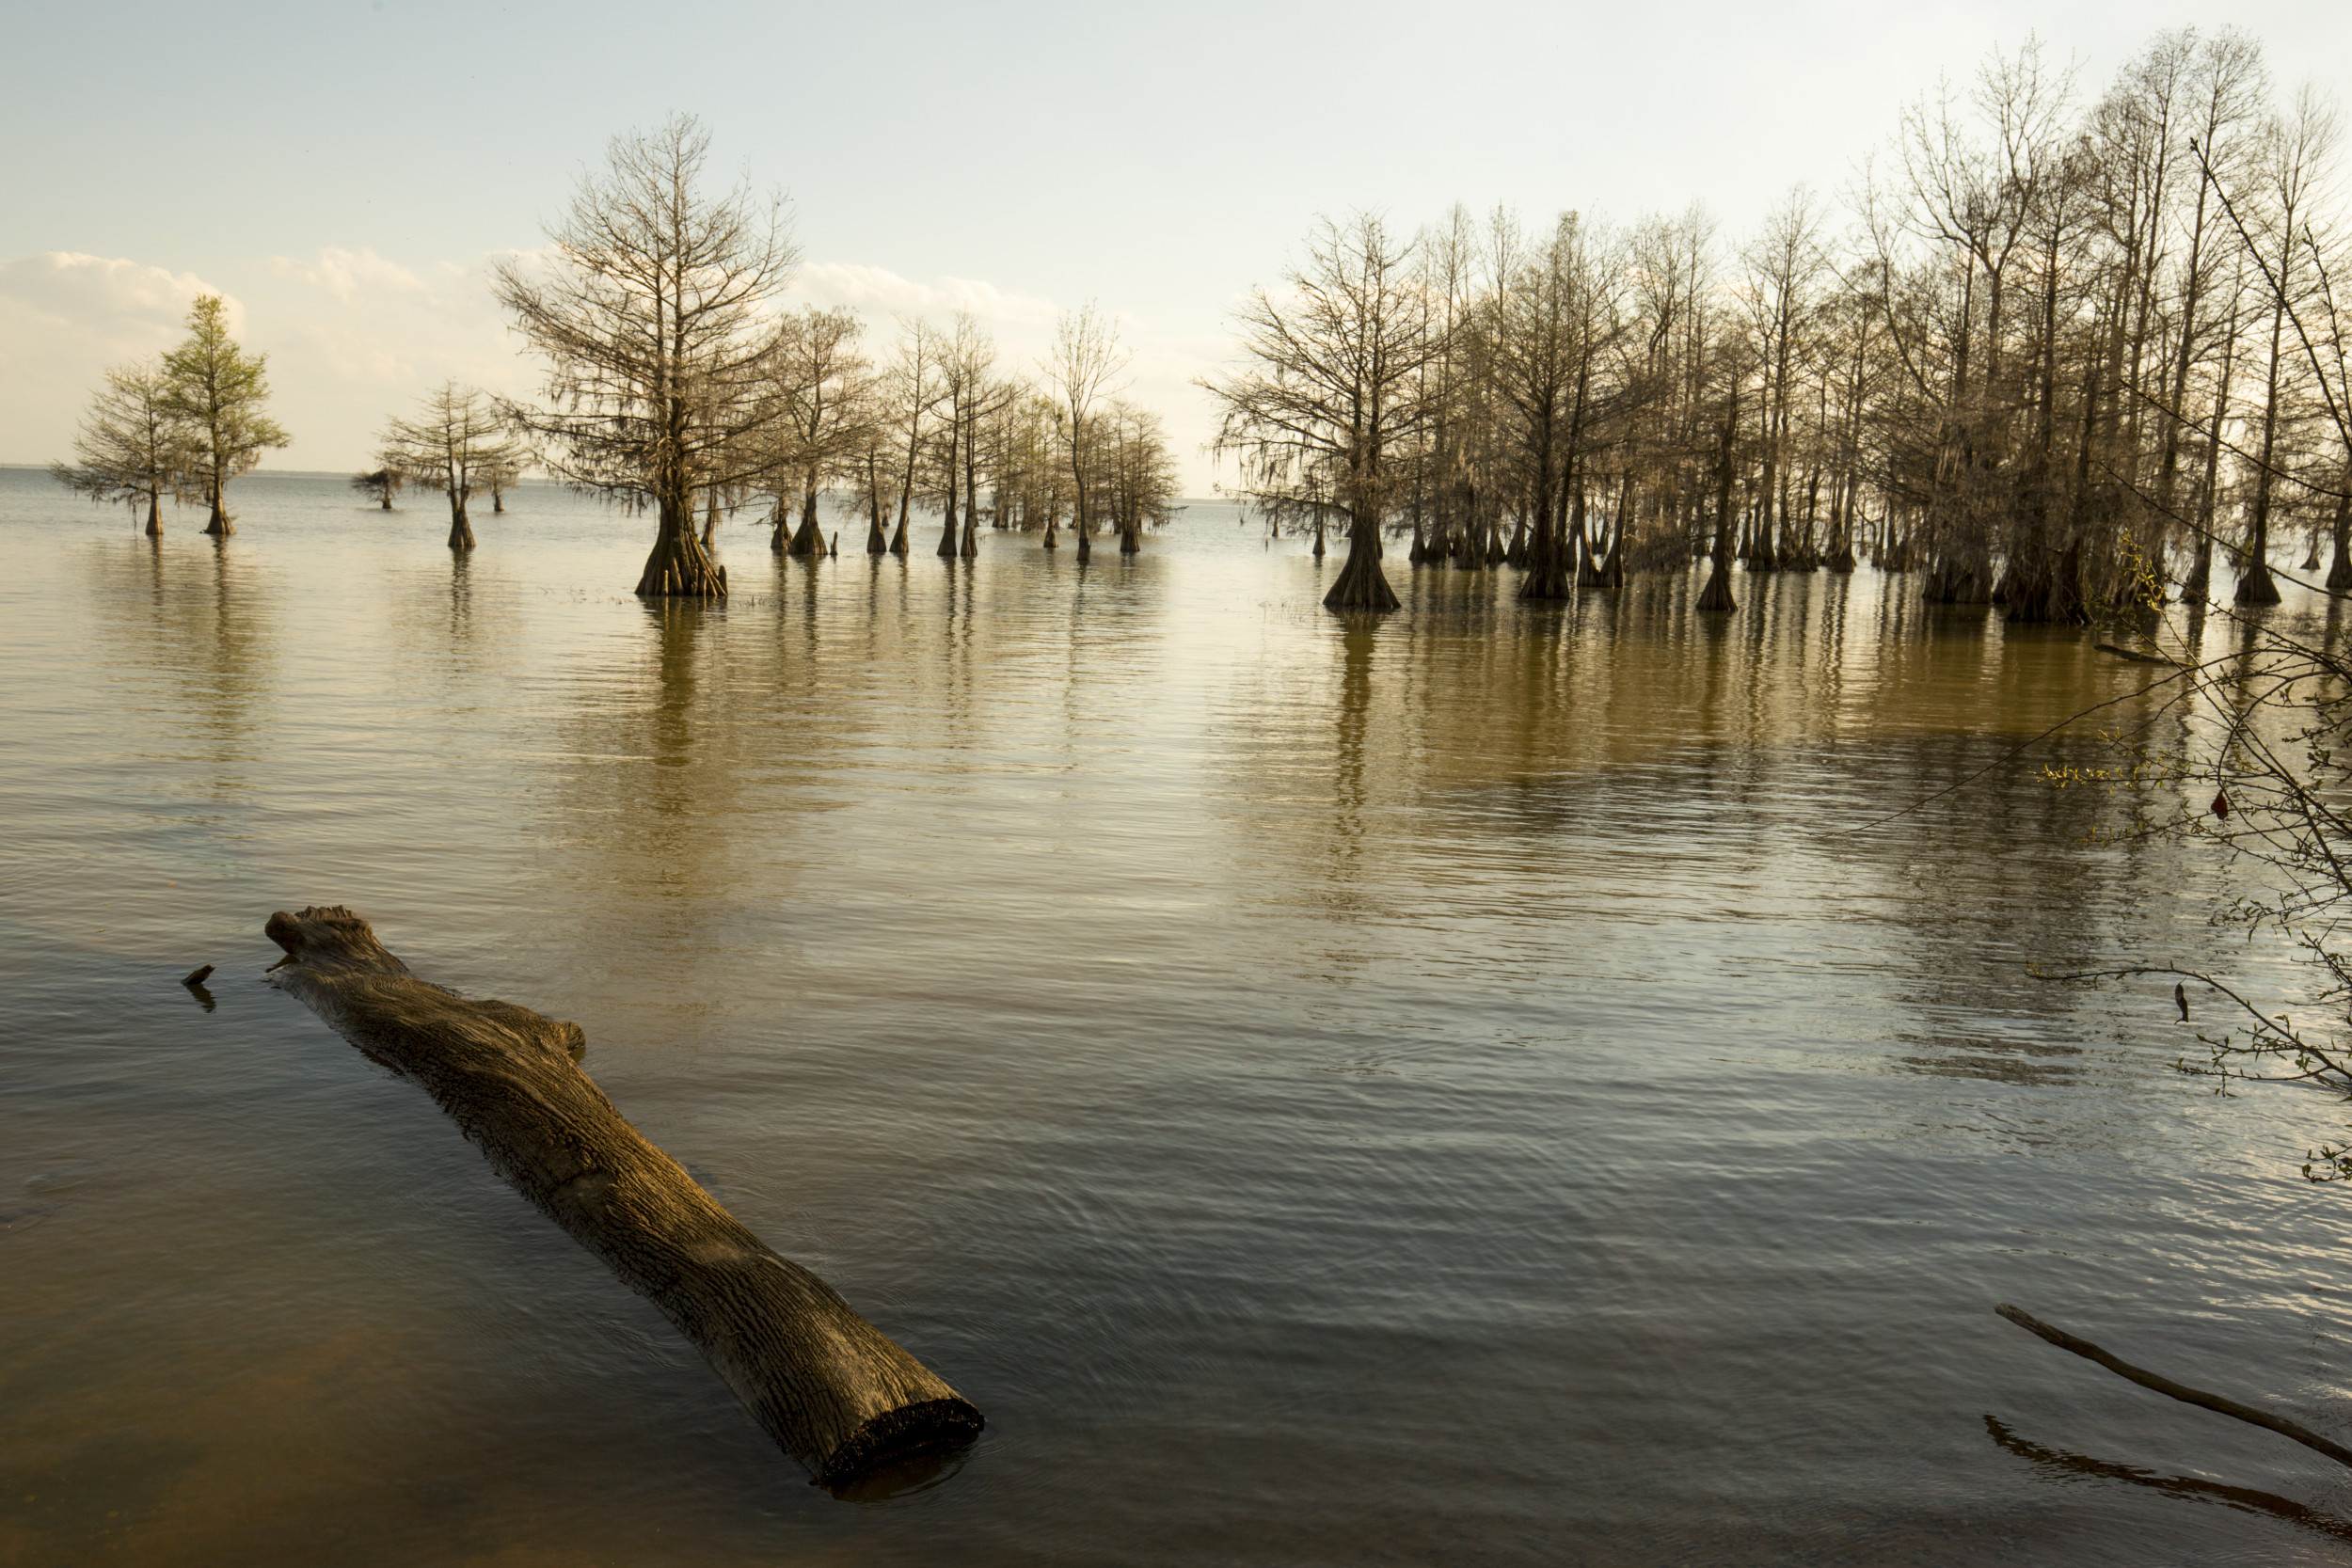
[
  {"left": 1996, "top": 1303, "right": 2352, "bottom": 1470},
  {"left": 265, "top": 904, "right": 982, "bottom": 1489}
]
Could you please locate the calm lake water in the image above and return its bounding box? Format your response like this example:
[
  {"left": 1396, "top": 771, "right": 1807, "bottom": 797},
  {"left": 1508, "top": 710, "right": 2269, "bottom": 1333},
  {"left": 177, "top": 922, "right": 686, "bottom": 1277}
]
[{"left": 7, "top": 467, "right": 2352, "bottom": 1565}]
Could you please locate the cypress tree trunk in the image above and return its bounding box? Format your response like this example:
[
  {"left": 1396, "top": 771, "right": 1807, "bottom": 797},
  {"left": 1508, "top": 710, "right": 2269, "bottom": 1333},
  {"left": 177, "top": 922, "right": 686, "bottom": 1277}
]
[
  {"left": 788, "top": 485, "right": 824, "bottom": 558},
  {"left": 1323, "top": 510, "right": 1399, "bottom": 611},
  {"left": 1521, "top": 490, "right": 1572, "bottom": 601},
  {"left": 2235, "top": 536, "right": 2282, "bottom": 605},
  {"left": 2327, "top": 481, "right": 2352, "bottom": 594},
  {"left": 1696, "top": 396, "right": 1740, "bottom": 613},
  {"left": 1311, "top": 519, "right": 1326, "bottom": 560},
  {"left": 635, "top": 494, "right": 728, "bottom": 597},
  {"left": 865, "top": 515, "right": 888, "bottom": 554},
  {"left": 961, "top": 515, "right": 978, "bottom": 558},
  {"left": 772, "top": 514, "right": 789, "bottom": 553},
  {"left": 1408, "top": 516, "right": 1429, "bottom": 564},
  {"left": 888, "top": 519, "right": 908, "bottom": 556},
  {"left": 1075, "top": 527, "right": 1092, "bottom": 562},
  {"left": 1041, "top": 519, "right": 1058, "bottom": 550},
  {"left": 145, "top": 490, "right": 163, "bottom": 537},
  {"left": 447, "top": 497, "right": 475, "bottom": 552},
  {"left": 2182, "top": 540, "right": 2214, "bottom": 606},
  {"left": 204, "top": 475, "right": 233, "bottom": 537}
]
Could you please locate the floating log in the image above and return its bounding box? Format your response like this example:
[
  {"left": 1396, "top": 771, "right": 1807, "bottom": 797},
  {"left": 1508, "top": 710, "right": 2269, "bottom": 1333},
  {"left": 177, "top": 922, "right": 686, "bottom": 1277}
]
[
  {"left": 1995, "top": 1303, "right": 2352, "bottom": 1469},
  {"left": 263, "top": 905, "right": 981, "bottom": 1489}
]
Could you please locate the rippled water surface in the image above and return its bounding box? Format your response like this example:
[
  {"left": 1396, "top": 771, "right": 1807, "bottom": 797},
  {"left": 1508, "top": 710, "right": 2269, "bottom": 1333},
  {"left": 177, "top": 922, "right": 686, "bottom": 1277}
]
[{"left": 8, "top": 467, "right": 2352, "bottom": 1565}]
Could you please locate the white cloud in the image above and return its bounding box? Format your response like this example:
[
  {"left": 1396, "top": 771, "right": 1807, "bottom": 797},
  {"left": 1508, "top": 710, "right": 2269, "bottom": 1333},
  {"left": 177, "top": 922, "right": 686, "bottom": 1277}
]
[
  {"left": 0, "top": 250, "right": 225, "bottom": 350},
  {"left": 0, "top": 253, "right": 233, "bottom": 462},
  {"left": 789, "top": 261, "right": 1059, "bottom": 327},
  {"left": 266, "top": 245, "right": 425, "bottom": 303}
]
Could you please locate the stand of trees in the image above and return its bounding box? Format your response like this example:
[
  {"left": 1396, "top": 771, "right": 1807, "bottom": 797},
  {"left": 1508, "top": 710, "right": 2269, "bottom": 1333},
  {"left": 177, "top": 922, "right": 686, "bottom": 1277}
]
[
  {"left": 53, "top": 297, "right": 288, "bottom": 535},
  {"left": 487, "top": 115, "right": 1177, "bottom": 595},
  {"left": 1209, "top": 26, "right": 2345, "bottom": 621}
]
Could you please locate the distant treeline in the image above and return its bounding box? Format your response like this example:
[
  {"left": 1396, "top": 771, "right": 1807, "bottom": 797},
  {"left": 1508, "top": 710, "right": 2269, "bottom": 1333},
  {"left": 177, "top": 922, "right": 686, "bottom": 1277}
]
[{"left": 1204, "top": 27, "right": 2351, "bottom": 617}]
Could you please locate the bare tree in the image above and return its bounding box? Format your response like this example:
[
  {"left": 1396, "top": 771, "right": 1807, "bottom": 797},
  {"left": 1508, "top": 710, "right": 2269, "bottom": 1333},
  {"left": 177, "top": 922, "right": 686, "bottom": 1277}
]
[
  {"left": 52, "top": 357, "right": 189, "bottom": 534},
  {"left": 878, "top": 317, "right": 946, "bottom": 556},
  {"left": 2229, "top": 86, "right": 2341, "bottom": 605},
  {"left": 160, "top": 295, "right": 289, "bottom": 536},
  {"left": 378, "top": 381, "right": 527, "bottom": 550},
  {"left": 480, "top": 451, "right": 527, "bottom": 514},
  {"left": 1047, "top": 301, "right": 1129, "bottom": 564},
  {"left": 762, "top": 305, "right": 876, "bottom": 558},
  {"left": 1204, "top": 212, "right": 1433, "bottom": 610},
  {"left": 494, "top": 114, "right": 799, "bottom": 597}
]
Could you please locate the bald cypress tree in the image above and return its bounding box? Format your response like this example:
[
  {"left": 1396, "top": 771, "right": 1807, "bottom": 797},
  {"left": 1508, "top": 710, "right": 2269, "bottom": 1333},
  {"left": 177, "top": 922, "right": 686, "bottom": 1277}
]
[
  {"left": 161, "top": 296, "right": 288, "bottom": 536},
  {"left": 378, "top": 382, "right": 525, "bottom": 551},
  {"left": 1205, "top": 213, "right": 1432, "bottom": 612},
  {"left": 53, "top": 357, "right": 190, "bottom": 535},
  {"left": 495, "top": 114, "right": 799, "bottom": 598}
]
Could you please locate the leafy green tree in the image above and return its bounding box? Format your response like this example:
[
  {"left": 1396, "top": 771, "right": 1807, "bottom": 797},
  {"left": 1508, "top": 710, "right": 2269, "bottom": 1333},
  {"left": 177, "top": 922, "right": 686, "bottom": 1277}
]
[
  {"left": 51, "top": 357, "right": 190, "bottom": 535},
  {"left": 161, "top": 294, "right": 290, "bottom": 536}
]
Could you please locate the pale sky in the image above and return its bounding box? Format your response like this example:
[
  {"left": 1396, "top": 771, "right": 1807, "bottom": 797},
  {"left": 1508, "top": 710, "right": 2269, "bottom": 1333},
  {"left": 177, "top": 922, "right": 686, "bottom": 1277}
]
[{"left": 4, "top": 0, "right": 2345, "bottom": 495}]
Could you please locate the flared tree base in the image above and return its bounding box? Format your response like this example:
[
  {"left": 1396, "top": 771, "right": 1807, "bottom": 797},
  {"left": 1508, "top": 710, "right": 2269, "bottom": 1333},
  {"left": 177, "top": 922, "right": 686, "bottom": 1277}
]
[
  {"left": 788, "top": 515, "right": 825, "bottom": 557},
  {"left": 1695, "top": 562, "right": 1738, "bottom": 612},
  {"left": 866, "top": 522, "right": 889, "bottom": 554},
  {"left": 1324, "top": 538, "right": 1400, "bottom": 612},
  {"left": 2234, "top": 562, "right": 2282, "bottom": 606},
  {"left": 635, "top": 531, "right": 729, "bottom": 597},
  {"left": 449, "top": 514, "right": 476, "bottom": 551}
]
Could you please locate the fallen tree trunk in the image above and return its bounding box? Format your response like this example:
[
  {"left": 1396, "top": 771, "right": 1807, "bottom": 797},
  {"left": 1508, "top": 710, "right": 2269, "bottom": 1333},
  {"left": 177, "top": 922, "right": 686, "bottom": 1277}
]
[
  {"left": 264, "top": 905, "right": 982, "bottom": 1490},
  {"left": 1995, "top": 1303, "right": 2352, "bottom": 1470}
]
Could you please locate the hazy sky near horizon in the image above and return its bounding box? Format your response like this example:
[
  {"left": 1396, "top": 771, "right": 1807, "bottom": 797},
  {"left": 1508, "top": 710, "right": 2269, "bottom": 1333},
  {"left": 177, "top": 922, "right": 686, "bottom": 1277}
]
[{"left": 4, "top": 0, "right": 2346, "bottom": 496}]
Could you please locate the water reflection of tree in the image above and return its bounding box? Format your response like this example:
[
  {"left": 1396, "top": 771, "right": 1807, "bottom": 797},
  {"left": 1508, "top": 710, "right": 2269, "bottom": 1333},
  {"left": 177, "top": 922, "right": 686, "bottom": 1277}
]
[
  {"left": 83, "top": 534, "right": 276, "bottom": 801},
  {"left": 1212, "top": 569, "right": 2200, "bottom": 1068}
]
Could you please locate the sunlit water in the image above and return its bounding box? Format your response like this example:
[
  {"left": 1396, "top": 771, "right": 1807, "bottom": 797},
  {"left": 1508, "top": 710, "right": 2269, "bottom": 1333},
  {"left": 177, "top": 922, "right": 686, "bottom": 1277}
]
[{"left": 7, "top": 467, "right": 2352, "bottom": 1565}]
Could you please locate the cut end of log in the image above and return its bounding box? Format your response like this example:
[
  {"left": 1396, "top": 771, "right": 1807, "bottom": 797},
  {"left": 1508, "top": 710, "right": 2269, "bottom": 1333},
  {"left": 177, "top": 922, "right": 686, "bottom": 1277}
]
[{"left": 816, "top": 1396, "right": 986, "bottom": 1493}]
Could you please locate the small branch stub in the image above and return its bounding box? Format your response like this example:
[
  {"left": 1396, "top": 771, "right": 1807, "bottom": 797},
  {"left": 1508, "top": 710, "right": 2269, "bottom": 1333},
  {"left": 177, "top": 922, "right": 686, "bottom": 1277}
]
[{"left": 262, "top": 904, "right": 981, "bottom": 1489}]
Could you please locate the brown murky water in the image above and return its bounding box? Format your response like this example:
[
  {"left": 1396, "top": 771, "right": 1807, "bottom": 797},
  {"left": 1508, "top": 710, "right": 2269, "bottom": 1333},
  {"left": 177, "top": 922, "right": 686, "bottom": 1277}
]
[{"left": 7, "top": 467, "right": 2352, "bottom": 1565}]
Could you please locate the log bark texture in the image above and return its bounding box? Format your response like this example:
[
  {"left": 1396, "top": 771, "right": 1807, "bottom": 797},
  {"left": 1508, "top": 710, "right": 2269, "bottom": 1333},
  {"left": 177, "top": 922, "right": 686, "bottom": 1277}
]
[{"left": 263, "top": 904, "right": 982, "bottom": 1488}]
